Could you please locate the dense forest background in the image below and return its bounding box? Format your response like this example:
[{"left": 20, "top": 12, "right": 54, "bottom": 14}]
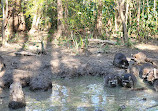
[{"left": 0, "top": 0, "right": 158, "bottom": 48}]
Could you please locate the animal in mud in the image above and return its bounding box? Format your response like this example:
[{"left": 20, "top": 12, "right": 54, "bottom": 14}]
[
  {"left": 153, "top": 79, "right": 158, "bottom": 92},
  {"left": 8, "top": 81, "right": 26, "bottom": 109},
  {"left": 127, "top": 60, "right": 141, "bottom": 77},
  {"left": 0, "top": 56, "right": 6, "bottom": 72},
  {"left": 113, "top": 53, "right": 129, "bottom": 69},
  {"left": 146, "top": 68, "right": 158, "bottom": 83},
  {"left": 104, "top": 74, "right": 120, "bottom": 87},
  {"left": 131, "top": 52, "right": 156, "bottom": 65},
  {"left": 139, "top": 63, "right": 155, "bottom": 79},
  {"left": 120, "top": 73, "right": 137, "bottom": 88},
  {"left": 143, "top": 68, "right": 158, "bottom": 91}
]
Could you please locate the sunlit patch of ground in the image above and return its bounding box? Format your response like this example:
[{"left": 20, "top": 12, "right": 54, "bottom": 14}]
[{"left": 135, "top": 43, "right": 158, "bottom": 51}]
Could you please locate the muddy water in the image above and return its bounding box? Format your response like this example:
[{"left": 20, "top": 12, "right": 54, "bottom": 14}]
[{"left": 1, "top": 76, "right": 158, "bottom": 111}]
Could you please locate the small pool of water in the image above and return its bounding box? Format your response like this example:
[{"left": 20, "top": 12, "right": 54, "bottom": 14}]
[{"left": 1, "top": 76, "right": 158, "bottom": 111}]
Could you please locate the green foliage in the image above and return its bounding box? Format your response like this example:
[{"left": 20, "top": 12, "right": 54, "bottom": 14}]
[
  {"left": 1, "top": 0, "right": 157, "bottom": 46},
  {"left": 8, "top": 33, "right": 20, "bottom": 43},
  {"left": 124, "top": 38, "right": 137, "bottom": 48},
  {"left": 65, "top": 0, "right": 98, "bottom": 32},
  {"left": 102, "top": 44, "right": 110, "bottom": 53},
  {"left": 24, "top": 0, "right": 57, "bottom": 30},
  {"left": 56, "top": 33, "right": 90, "bottom": 54},
  {"left": 116, "top": 37, "right": 122, "bottom": 46},
  {"left": 22, "top": 42, "right": 29, "bottom": 50}
]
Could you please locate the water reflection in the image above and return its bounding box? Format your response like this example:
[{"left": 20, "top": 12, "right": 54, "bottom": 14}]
[{"left": 1, "top": 76, "right": 158, "bottom": 111}]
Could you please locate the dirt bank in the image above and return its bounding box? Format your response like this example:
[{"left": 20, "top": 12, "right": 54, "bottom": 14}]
[{"left": 0, "top": 42, "right": 158, "bottom": 89}]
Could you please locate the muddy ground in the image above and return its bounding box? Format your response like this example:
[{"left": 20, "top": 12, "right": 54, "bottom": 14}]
[{"left": 0, "top": 40, "right": 158, "bottom": 90}]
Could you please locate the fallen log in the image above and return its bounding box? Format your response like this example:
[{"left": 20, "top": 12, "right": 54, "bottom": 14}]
[
  {"left": 8, "top": 81, "right": 26, "bottom": 109},
  {"left": 15, "top": 51, "right": 37, "bottom": 56}
]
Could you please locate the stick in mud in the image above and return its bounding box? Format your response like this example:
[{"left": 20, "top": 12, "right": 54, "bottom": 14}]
[
  {"left": 146, "top": 104, "right": 158, "bottom": 109},
  {"left": 131, "top": 87, "right": 148, "bottom": 91}
]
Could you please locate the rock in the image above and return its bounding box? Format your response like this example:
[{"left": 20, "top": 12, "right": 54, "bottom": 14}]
[{"left": 8, "top": 81, "right": 26, "bottom": 109}]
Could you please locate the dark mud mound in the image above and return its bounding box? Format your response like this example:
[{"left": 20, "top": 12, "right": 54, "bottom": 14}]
[
  {"left": 29, "top": 74, "right": 52, "bottom": 91},
  {"left": 29, "top": 66, "right": 53, "bottom": 91},
  {"left": 0, "top": 69, "right": 33, "bottom": 88}
]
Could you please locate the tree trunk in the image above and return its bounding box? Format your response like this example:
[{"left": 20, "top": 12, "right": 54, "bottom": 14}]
[
  {"left": 29, "top": 3, "right": 41, "bottom": 35},
  {"left": 4, "top": 0, "right": 26, "bottom": 41},
  {"left": 154, "top": 0, "right": 157, "bottom": 30},
  {"left": 13, "top": 0, "right": 26, "bottom": 32},
  {"left": 147, "top": 0, "right": 149, "bottom": 20},
  {"left": 145, "top": 0, "right": 149, "bottom": 41},
  {"left": 142, "top": 0, "right": 144, "bottom": 20},
  {"left": 114, "top": 0, "right": 119, "bottom": 34},
  {"left": 125, "top": 0, "right": 129, "bottom": 26},
  {"left": 115, "top": 11, "right": 118, "bottom": 33},
  {"left": 137, "top": 0, "right": 141, "bottom": 39},
  {"left": 1, "top": 0, "right": 6, "bottom": 46},
  {"left": 6, "top": 0, "right": 8, "bottom": 17},
  {"left": 63, "top": 0, "right": 69, "bottom": 35},
  {"left": 36, "top": 16, "right": 41, "bottom": 28},
  {"left": 56, "top": 0, "right": 64, "bottom": 39},
  {"left": 129, "top": 6, "right": 131, "bottom": 27},
  {"left": 31, "top": 14, "right": 37, "bottom": 30},
  {"left": 119, "top": 0, "right": 128, "bottom": 43},
  {"left": 93, "top": 0, "right": 97, "bottom": 37},
  {"left": 154, "top": 0, "right": 156, "bottom": 15},
  {"left": 95, "top": 0, "right": 103, "bottom": 37}
]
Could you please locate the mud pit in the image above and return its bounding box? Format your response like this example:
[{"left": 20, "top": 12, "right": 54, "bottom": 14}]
[
  {"left": 0, "top": 42, "right": 158, "bottom": 110},
  {"left": 0, "top": 42, "right": 158, "bottom": 88},
  {"left": 1, "top": 76, "right": 158, "bottom": 111}
]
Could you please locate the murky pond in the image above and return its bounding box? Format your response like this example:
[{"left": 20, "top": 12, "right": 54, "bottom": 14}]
[{"left": 1, "top": 76, "right": 158, "bottom": 111}]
